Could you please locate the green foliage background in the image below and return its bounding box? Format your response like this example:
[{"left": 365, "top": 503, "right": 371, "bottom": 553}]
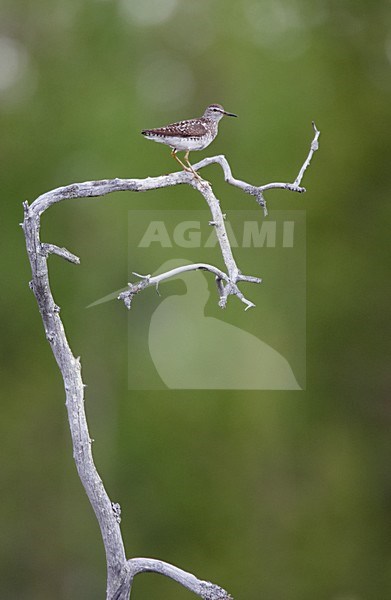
[{"left": 1, "top": 1, "right": 390, "bottom": 598}]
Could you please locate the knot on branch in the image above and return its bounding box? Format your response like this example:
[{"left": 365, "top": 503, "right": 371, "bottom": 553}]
[
  {"left": 199, "top": 581, "right": 233, "bottom": 600},
  {"left": 118, "top": 277, "right": 150, "bottom": 309},
  {"left": 111, "top": 502, "right": 122, "bottom": 524},
  {"left": 254, "top": 191, "right": 268, "bottom": 216},
  {"left": 285, "top": 183, "right": 306, "bottom": 193}
]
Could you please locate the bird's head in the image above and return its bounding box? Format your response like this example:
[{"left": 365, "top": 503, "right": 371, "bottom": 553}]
[{"left": 203, "top": 104, "right": 238, "bottom": 121}]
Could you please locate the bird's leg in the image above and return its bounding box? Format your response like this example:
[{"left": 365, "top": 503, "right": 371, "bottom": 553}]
[
  {"left": 184, "top": 151, "right": 203, "bottom": 181},
  {"left": 171, "top": 149, "right": 192, "bottom": 172}
]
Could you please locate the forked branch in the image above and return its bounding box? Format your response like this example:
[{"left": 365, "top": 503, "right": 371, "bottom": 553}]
[{"left": 21, "top": 123, "right": 320, "bottom": 599}]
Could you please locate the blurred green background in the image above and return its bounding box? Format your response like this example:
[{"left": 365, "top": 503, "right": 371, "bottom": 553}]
[{"left": 1, "top": 0, "right": 390, "bottom": 598}]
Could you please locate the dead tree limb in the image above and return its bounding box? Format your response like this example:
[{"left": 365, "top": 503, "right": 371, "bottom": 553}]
[{"left": 21, "top": 123, "right": 319, "bottom": 599}]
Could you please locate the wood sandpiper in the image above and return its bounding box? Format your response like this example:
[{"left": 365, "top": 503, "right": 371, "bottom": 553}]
[{"left": 141, "top": 104, "right": 237, "bottom": 177}]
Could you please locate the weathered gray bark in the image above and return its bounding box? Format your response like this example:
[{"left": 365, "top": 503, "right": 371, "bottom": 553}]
[{"left": 21, "top": 124, "right": 319, "bottom": 599}]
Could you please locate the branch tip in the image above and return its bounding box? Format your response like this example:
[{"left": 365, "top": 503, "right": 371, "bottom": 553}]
[
  {"left": 118, "top": 278, "right": 150, "bottom": 309},
  {"left": 219, "top": 297, "right": 228, "bottom": 309},
  {"left": 200, "top": 582, "right": 233, "bottom": 600}
]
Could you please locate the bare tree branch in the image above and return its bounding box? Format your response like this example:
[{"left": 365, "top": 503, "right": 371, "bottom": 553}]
[
  {"left": 22, "top": 201, "right": 127, "bottom": 599},
  {"left": 294, "top": 121, "right": 320, "bottom": 187},
  {"left": 117, "top": 165, "right": 267, "bottom": 311},
  {"left": 29, "top": 121, "right": 319, "bottom": 218},
  {"left": 191, "top": 122, "right": 319, "bottom": 215},
  {"left": 127, "top": 558, "right": 232, "bottom": 600},
  {"left": 118, "top": 263, "right": 262, "bottom": 310},
  {"left": 40, "top": 242, "right": 80, "bottom": 264},
  {"left": 21, "top": 124, "right": 319, "bottom": 599}
]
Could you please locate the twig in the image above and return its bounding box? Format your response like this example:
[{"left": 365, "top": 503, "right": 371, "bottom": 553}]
[
  {"left": 294, "top": 121, "right": 320, "bottom": 187},
  {"left": 40, "top": 242, "right": 80, "bottom": 264},
  {"left": 118, "top": 264, "right": 261, "bottom": 310}
]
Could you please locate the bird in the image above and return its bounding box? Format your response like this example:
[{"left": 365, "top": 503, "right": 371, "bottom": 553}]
[{"left": 141, "top": 103, "right": 237, "bottom": 176}]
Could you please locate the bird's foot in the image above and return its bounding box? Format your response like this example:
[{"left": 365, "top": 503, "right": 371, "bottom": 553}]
[
  {"left": 189, "top": 168, "right": 209, "bottom": 185},
  {"left": 184, "top": 160, "right": 205, "bottom": 182}
]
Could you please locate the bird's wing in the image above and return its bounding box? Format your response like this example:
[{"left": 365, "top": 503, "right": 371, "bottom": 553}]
[{"left": 142, "top": 119, "right": 208, "bottom": 138}]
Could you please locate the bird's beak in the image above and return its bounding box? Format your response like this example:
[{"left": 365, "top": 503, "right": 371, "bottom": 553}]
[{"left": 223, "top": 110, "right": 238, "bottom": 117}]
